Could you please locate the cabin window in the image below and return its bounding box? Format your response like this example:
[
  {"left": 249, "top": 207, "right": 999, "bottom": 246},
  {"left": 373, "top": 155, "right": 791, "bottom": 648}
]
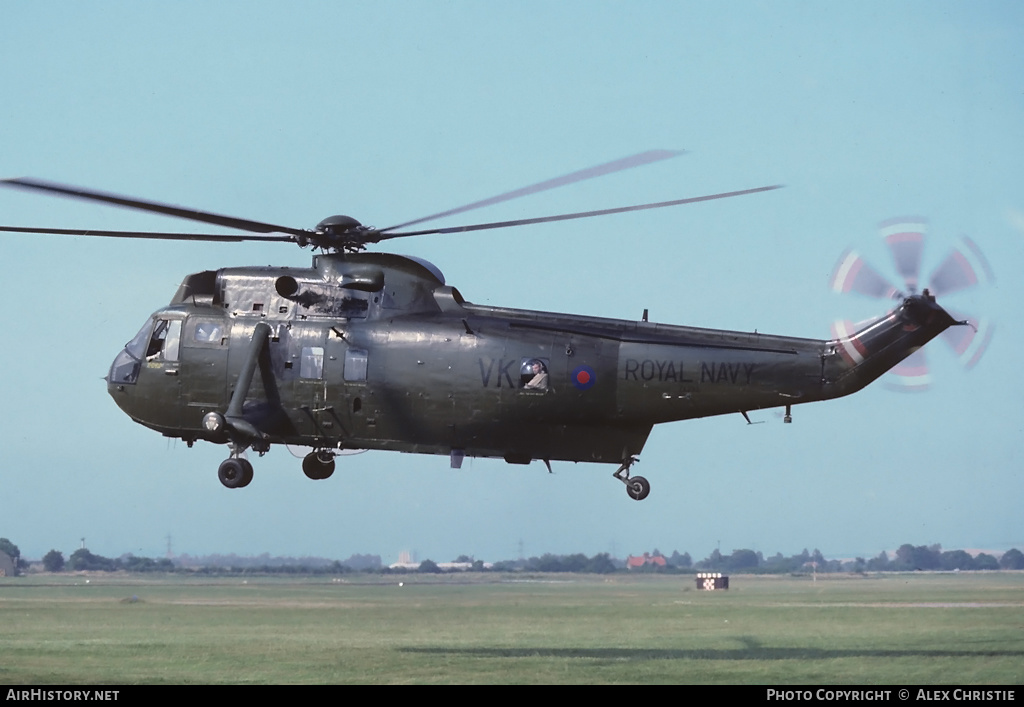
[
  {"left": 520, "top": 358, "right": 550, "bottom": 391},
  {"left": 300, "top": 346, "right": 324, "bottom": 379},
  {"left": 183, "top": 319, "right": 226, "bottom": 348},
  {"left": 193, "top": 321, "right": 223, "bottom": 344},
  {"left": 146, "top": 319, "right": 182, "bottom": 362},
  {"left": 344, "top": 349, "right": 368, "bottom": 382}
]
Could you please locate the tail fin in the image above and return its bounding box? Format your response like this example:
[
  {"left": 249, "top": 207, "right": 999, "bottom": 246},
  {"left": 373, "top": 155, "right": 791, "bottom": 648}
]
[{"left": 824, "top": 291, "right": 958, "bottom": 397}]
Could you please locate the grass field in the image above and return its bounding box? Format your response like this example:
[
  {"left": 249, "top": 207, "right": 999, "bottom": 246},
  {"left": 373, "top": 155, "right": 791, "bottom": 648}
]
[{"left": 1, "top": 572, "right": 1022, "bottom": 684}]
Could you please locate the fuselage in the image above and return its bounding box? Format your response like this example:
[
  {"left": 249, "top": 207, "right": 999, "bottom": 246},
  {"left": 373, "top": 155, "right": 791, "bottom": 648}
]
[{"left": 107, "top": 252, "right": 957, "bottom": 465}]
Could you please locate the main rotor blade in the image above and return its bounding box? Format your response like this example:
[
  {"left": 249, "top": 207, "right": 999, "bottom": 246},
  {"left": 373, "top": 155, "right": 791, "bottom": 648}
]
[
  {"left": 378, "top": 185, "right": 782, "bottom": 240},
  {"left": 0, "top": 224, "right": 295, "bottom": 242},
  {"left": 381, "top": 149, "right": 685, "bottom": 232},
  {"left": 0, "top": 178, "right": 309, "bottom": 237}
]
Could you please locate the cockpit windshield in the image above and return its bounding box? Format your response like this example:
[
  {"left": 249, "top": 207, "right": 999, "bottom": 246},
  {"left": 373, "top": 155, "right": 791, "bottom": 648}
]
[
  {"left": 109, "top": 319, "right": 153, "bottom": 385},
  {"left": 125, "top": 320, "right": 152, "bottom": 359}
]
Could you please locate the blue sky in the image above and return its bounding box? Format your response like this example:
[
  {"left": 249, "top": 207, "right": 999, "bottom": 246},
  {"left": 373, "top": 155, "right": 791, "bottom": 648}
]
[{"left": 1, "top": 2, "right": 1021, "bottom": 564}]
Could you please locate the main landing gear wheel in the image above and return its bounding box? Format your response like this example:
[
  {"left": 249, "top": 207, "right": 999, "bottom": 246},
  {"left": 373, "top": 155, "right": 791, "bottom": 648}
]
[
  {"left": 218, "top": 458, "right": 254, "bottom": 489},
  {"left": 612, "top": 456, "right": 650, "bottom": 501},
  {"left": 302, "top": 450, "right": 336, "bottom": 480},
  {"left": 622, "top": 473, "right": 647, "bottom": 502},
  {"left": 625, "top": 476, "right": 651, "bottom": 501}
]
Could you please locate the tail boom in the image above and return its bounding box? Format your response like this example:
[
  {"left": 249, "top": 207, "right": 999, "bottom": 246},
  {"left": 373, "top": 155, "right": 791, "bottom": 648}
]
[{"left": 823, "top": 291, "right": 958, "bottom": 398}]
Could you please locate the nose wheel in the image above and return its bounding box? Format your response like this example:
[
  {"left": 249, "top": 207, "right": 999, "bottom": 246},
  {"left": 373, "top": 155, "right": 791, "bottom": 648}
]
[{"left": 612, "top": 456, "right": 650, "bottom": 501}]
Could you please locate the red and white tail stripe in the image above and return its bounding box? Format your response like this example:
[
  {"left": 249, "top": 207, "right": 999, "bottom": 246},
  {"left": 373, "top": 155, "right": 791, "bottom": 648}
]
[{"left": 831, "top": 319, "right": 871, "bottom": 366}]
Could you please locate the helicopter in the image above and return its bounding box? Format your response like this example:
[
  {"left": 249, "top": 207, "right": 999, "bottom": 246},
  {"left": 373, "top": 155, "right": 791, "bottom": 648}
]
[{"left": 0, "top": 151, "right": 964, "bottom": 500}]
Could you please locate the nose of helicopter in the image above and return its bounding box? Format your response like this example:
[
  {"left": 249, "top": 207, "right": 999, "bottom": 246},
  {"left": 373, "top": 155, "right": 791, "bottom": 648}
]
[
  {"left": 106, "top": 354, "right": 138, "bottom": 418},
  {"left": 106, "top": 324, "right": 149, "bottom": 422},
  {"left": 106, "top": 353, "right": 168, "bottom": 433}
]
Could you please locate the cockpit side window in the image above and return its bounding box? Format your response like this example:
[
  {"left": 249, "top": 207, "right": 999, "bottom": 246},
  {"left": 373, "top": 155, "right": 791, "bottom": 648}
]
[
  {"left": 146, "top": 320, "right": 169, "bottom": 357},
  {"left": 146, "top": 319, "right": 182, "bottom": 362},
  {"left": 164, "top": 321, "right": 181, "bottom": 361}
]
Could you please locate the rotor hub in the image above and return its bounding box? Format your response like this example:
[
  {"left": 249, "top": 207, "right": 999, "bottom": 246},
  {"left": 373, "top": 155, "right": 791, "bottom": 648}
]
[
  {"left": 316, "top": 214, "right": 364, "bottom": 233},
  {"left": 312, "top": 214, "right": 379, "bottom": 251}
]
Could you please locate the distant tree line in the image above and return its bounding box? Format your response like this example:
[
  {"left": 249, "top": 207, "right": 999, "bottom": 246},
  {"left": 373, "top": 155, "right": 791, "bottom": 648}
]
[
  {"left": 24, "top": 546, "right": 379, "bottom": 576},
  {"left": 172, "top": 552, "right": 381, "bottom": 571},
  {"left": 655, "top": 545, "right": 1023, "bottom": 573},
  {"left": 404, "top": 545, "right": 1024, "bottom": 575},
  {"left": 491, "top": 553, "right": 618, "bottom": 574},
  {"left": 0, "top": 538, "right": 28, "bottom": 573},
  {"left": 5, "top": 537, "right": 1024, "bottom": 576},
  {"left": 46, "top": 548, "right": 177, "bottom": 573}
]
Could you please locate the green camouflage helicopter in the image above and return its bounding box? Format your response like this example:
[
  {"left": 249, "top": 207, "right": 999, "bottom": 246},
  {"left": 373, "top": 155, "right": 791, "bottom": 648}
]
[{"left": 0, "top": 151, "right": 963, "bottom": 500}]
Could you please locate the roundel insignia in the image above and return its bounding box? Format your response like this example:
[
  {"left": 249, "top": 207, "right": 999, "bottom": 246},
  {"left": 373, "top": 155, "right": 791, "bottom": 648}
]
[{"left": 571, "top": 365, "right": 596, "bottom": 390}]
